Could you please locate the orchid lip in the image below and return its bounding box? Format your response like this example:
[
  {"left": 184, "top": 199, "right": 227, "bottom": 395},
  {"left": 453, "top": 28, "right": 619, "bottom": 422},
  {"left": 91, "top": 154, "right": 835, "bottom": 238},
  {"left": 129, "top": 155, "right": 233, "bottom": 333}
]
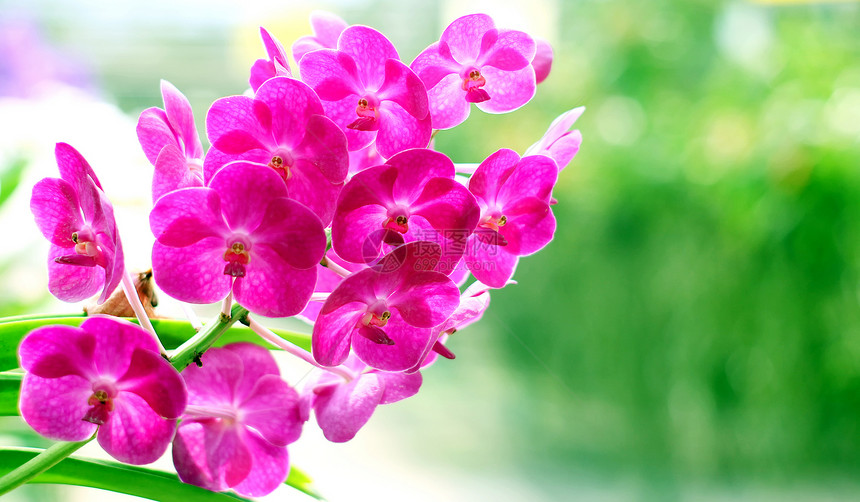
[
  {"left": 268, "top": 150, "right": 294, "bottom": 181},
  {"left": 223, "top": 236, "right": 251, "bottom": 277}
]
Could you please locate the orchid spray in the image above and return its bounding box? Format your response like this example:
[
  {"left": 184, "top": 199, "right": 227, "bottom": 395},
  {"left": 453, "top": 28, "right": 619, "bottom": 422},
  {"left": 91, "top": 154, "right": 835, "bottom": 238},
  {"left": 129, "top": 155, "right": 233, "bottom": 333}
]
[{"left": 0, "top": 10, "right": 583, "bottom": 500}]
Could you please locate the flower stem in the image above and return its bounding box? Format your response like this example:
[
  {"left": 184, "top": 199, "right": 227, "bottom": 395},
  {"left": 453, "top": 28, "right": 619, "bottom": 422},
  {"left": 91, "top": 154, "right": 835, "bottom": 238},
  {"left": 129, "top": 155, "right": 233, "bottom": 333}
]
[
  {"left": 169, "top": 303, "right": 249, "bottom": 372},
  {"left": 0, "top": 436, "right": 94, "bottom": 496},
  {"left": 246, "top": 316, "right": 354, "bottom": 381},
  {"left": 320, "top": 256, "right": 351, "bottom": 278},
  {"left": 454, "top": 163, "right": 479, "bottom": 175},
  {"left": 121, "top": 270, "right": 164, "bottom": 354}
]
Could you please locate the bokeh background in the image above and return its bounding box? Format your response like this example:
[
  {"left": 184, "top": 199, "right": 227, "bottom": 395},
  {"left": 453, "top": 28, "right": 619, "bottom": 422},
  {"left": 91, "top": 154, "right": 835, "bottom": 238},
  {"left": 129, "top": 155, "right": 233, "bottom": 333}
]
[{"left": 1, "top": 0, "right": 860, "bottom": 500}]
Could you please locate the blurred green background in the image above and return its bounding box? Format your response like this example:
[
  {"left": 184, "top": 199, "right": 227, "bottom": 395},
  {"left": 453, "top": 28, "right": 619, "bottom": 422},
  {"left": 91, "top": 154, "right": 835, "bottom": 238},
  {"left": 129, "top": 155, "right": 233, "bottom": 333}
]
[{"left": 2, "top": 0, "right": 860, "bottom": 500}]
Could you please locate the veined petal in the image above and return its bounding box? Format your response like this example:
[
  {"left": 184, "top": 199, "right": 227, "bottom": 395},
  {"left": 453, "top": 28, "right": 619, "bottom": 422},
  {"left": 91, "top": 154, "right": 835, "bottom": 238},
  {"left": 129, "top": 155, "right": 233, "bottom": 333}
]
[
  {"left": 376, "top": 59, "right": 429, "bottom": 119},
  {"left": 468, "top": 148, "right": 522, "bottom": 206},
  {"left": 293, "top": 114, "right": 349, "bottom": 184},
  {"left": 150, "top": 187, "right": 226, "bottom": 247},
  {"left": 255, "top": 77, "right": 325, "bottom": 147},
  {"left": 476, "top": 29, "right": 536, "bottom": 71},
  {"left": 332, "top": 203, "right": 389, "bottom": 264},
  {"left": 352, "top": 310, "right": 433, "bottom": 372},
  {"left": 230, "top": 430, "right": 289, "bottom": 497},
  {"left": 19, "top": 324, "right": 96, "bottom": 379},
  {"left": 465, "top": 237, "right": 519, "bottom": 288},
  {"left": 161, "top": 80, "right": 204, "bottom": 160},
  {"left": 234, "top": 247, "right": 317, "bottom": 317},
  {"left": 152, "top": 144, "right": 204, "bottom": 203},
  {"left": 299, "top": 49, "right": 363, "bottom": 99},
  {"left": 532, "top": 38, "right": 553, "bottom": 84},
  {"left": 208, "top": 162, "right": 288, "bottom": 231},
  {"left": 152, "top": 238, "right": 232, "bottom": 304},
  {"left": 313, "top": 372, "right": 382, "bottom": 442},
  {"left": 206, "top": 95, "right": 271, "bottom": 152},
  {"left": 240, "top": 375, "right": 303, "bottom": 446},
  {"left": 310, "top": 10, "right": 348, "bottom": 48},
  {"left": 83, "top": 316, "right": 161, "bottom": 377},
  {"left": 286, "top": 157, "right": 343, "bottom": 226},
  {"left": 388, "top": 270, "right": 459, "bottom": 327},
  {"left": 411, "top": 42, "right": 462, "bottom": 90},
  {"left": 501, "top": 196, "right": 555, "bottom": 255},
  {"left": 222, "top": 343, "right": 280, "bottom": 398},
  {"left": 440, "top": 14, "right": 496, "bottom": 63},
  {"left": 98, "top": 391, "right": 177, "bottom": 465},
  {"left": 252, "top": 197, "right": 326, "bottom": 270},
  {"left": 337, "top": 26, "right": 399, "bottom": 90},
  {"left": 496, "top": 154, "right": 558, "bottom": 205},
  {"left": 376, "top": 369, "right": 422, "bottom": 404},
  {"left": 137, "top": 107, "right": 176, "bottom": 165},
  {"left": 19, "top": 373, "right": 96, "bottom": 441},
  {"left": 386, "top": 148, "right": 454, "bottom": 201},
  {"left": 426, "top": 73, "right": 470, "bottom": 130},
  {"left": 410, "top": 177, "right": 480, "bottom": 234},
  {"left": 182, "top": 347, "right": 243, "bottom": 408},
  {"left": 312, "top": 304, "right": 366, "bottom": 367},
  {"left": 474, "top": 65, "right": 536, "bottom": 114},
  {"left": 173, "top": 421, "right": 226, "bottom": 492},
  {"left": 547, "top": 130, "right": 583, "bottom": 170},
  {"left": 31, "top": 177, "right": 82, "bottom": 246},
  {"left": 47, "top": 243, "right": 103, "bottom": 303},
  {"left": 118, "top": 348, "right": 187, "bottom": 419},
  {"left": 376, "top": 101, "right": 432, "bottom": 158}
]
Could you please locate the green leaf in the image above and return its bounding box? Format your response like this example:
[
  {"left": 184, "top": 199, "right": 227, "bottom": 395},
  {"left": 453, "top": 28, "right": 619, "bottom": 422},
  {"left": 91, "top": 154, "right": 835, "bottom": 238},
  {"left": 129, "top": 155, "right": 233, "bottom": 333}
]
[
  {"left": 0, "top": 371, "right": 22, "bottom": 416},
  {"left": 285, "top": 464, "right": 324, "bottom": 500},
  {"left": 0, "top": 154, "right": 28, "bottom": 208},
  {"left": 0, "top": 447, "right": 249, "bottom": 501}
]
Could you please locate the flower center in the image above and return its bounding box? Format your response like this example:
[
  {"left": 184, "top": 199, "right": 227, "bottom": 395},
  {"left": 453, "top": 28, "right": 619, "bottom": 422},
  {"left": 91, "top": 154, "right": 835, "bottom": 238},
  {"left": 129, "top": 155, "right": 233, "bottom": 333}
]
[
  {"left": 361, "top": 309, "right": 391, "bottom": 328},
  {"left": 82, "top": 388, "right": 115, "bottom": 425},
  {"left": 479, "top": 213, "right": 507, "bottom": 232},
  {"left": 348, "top": 95, "right": 380, "bottom": 131},
  {"left": 462, "top": 68, "right": 490, "bottom": 104},
  {"left": 383, "top": 214, "right": 409, "bottom": 234},
  {"left": 55, "top": 228, "right": 106, "bottom": 268},
  {"left": 267, "top": 152, "right": 294, "bottom": 181},
  {"left": 223, "top": 240, "right": 251, "bottom": 277}
]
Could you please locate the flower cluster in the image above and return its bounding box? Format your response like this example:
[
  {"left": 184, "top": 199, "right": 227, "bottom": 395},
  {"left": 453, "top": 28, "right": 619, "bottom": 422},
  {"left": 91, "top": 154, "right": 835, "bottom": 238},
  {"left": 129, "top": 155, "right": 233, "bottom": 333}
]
[{"left": 20, "top": 11, "right": 582, "bottom": 497}]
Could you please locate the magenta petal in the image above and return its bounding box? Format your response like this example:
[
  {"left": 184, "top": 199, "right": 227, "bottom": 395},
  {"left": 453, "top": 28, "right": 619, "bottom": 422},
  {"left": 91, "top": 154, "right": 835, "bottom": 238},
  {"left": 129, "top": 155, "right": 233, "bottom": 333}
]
[
  {"left": 410, "top": 177, "right": 480, "bottom": 233},
  {"left": 152, "top": 239, "right": 232, "bottom": 304},
  {"left": 98, "top": 391, "right": 177, "bottom": 464},
  {"left": 320, "top": 267, "right": 378, "bottom": 315},
  {"left": 47, "top": 243, "right": 103, "bottom": 302},
  {"left": 19, "top": 325, "right": 95, "bottom": 378},
  {"left": 293, "top": 114, "right": 349, "bottom": 185},
  {"left": 19, "top": 373, "right": 96, "bottom": 441},
  {"left": 137, "top": 107, "right": 175, "bottom": 165},
  {"left": 204, "top": 423, "right": 252, "bottom": 487},
  {"left": 501, "top": 196, "right": 555, "bottom": 255},
  {"left": 310, "top": 10, "right": 348, "bottom": 47},
  {"left": 410, "top": 42, "right": 461, "bottom": 90},
  {"left": 31, "top": 177, "right": 81, "bottom": 246},
  {"left": 208, "top": 162, "right": 288, "bottom": 231},
  {"left": 299, "top": 49, "right": 363, "bottom": 100},
  {"left": 426, "top": 73, "right": 470, "bottom": 130},
  {"left": 206, "top": 95, "right": 270, "bottom": 151},
  {"left": 548, "top": 130, "right": 583, "bottom": 170},
  {"left": 314, "top": 372, "right": 383, "bottom": 442},
  {"left": 386, "top": 148, "right": 454, "bottom": 200},
  {"left": 476, "top": 29, "right": 535, "bottom": 71},
  {"left": 212, "top": 130, "right": 268, "bottom": 154},
  {"left": 152, "top": 144, "right": 204, "bottom": 202},
  {"left": 173, "top": 421, "right": 226, "bottom": 492},
  {"left": 376, "top": 102, "right": 431, "bottom": 158},
  {"left": 468, "top": 148, "right": 522, "bottom": 204},
  {"left": 83, "top": 316, "right": 160, "bottom": 377},
  {"left": 376, "top": 59, "right": 428, "bottom": 119},
  {"left": 223, "top": 343, "right": 280, "bottom": 397},
  {"left": 376, "top": 370, "right": 422, "bottom": 404},
  {"left": 441, "top": 14, "right": 495, "bottom": 63},
  {"left": 312, "top": 305, "right": 365, "bottom": 367},
  {"left": 161, "top": 80, "right": 204, "bottom": 160},
  {"left": 118, "top": 349, "right": 187, "bottom": 419},
  {"left": 337, "top": 26, "right": 399, "bottom": 90},
  {"left": 252, "top": 197, "right": 326, "bottom": 270},
  {"left": 352, "top": 311, "right": 433, "bottom": 372},
  {"left": 230, "top": 431, "right": 289, "bottom": 497},
  {"left": 532, "top": 38, "right": 553, "bottom": 84},
  {"left": 255, "top": 77, "right": 325, "bottom": 146},
  {"left": 466, "top": 238, "right": 519, "bottom": 288},
  {"left": 285, "top": 158, "right": 343, "bottom": 226},
  {"left": 233, "top": 248, "right": 317, "bottom": 317},
  {"left": 182, "top": 348, "right": 243, "bottom": 407},
  {"left": 150, "top": 188, "right": 226, "bottom": 247},
  {"left": 388, "top": 271, "right": 459, "bottom": 327},
  {"left": 332, "top": 203, "right": 389, "bottom": 264},
  {"left": 240, "top": 375, "right": 303, "bottom": 446},
  {"left": 497, "top": 154, "right": 558, "bottom": 205},
  {"left": 475, "top": 65, "right": 536, "bottom": 114}
]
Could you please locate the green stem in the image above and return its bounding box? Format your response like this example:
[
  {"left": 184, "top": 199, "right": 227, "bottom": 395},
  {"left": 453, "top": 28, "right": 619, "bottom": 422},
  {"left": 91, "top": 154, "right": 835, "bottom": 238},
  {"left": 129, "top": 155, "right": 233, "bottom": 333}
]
[
  {"left": 169, "top": 304, "right": 249, "bottom": 371},
  {"left": 0, "top": 436, "right": 94, "bottom": 496}
]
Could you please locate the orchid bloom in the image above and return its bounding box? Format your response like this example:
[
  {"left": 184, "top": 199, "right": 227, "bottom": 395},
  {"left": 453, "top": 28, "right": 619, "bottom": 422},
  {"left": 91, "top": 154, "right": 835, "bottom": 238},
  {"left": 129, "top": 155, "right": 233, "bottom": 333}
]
[
  {"left": 204, "top": 76, "right": 348, "bottom": 224},
  {"left": 173, "top": 343, "right": 305, "bottom": 497},
  {"left": 18, "top": 316, "right": 187, "bottom": 464},
  {"left": 137, "top": 80, "right": 205, "bottom": 201},
  {"left": 464, "top": 149, "right": 558, "bottom": 288},
  {"left": 30, "top": 143, "right": 124, "bottom": 304},
  {"left": 250, "top": 27, "right": 291, "bottom": 92},
  {"left": 312, "top": 242, "right": 459, "bottom": 372},
  {"left": 298, "top": 25, "right": 431, "bottom": 158},
  {"left": 524, "top": 106, "right": 584, "bottom": 171},
  {"left": 532, "top": 38, "right": 553, "bottom": 84},
  {"left": 410, "top": 13, "right": 537, "bottom": 129},
  {"left": 150, "top": 161, "right": 326, "bottom": 317}
]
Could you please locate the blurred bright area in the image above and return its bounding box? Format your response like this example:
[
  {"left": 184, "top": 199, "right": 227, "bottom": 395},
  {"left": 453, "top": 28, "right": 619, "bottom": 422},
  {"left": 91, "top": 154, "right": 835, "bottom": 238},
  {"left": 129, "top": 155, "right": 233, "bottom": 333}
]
[{"left": 2, "top": 0, "right": 860, "bottom": 501}]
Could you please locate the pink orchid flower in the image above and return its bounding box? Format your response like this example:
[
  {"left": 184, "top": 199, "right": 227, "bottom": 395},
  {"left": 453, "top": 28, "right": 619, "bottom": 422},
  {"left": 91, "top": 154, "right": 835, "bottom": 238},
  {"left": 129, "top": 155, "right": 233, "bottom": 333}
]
[
  {"left": 410, "top": 13, "right": 537, "bottom": 130},
  {"left": 18, "top": 316, "right": 187, "bottom": 464},
  {"left": 464, "top": 149, "right": 558, "bottom": 288},
  {"left": 312, "top": 241, "right": 459, "bottom": 372},
  {"left": 136, "top": 80, "right": 205, "bottom": 202},
  {"left": 298, "top": 25, "right": 431, "bottom": 158},
  {"left": 525, "top": 106, "right": 584, "bottom": 171},
  {"left": 150, "top": 161, "right": 326, "bottom": 317},
  {"left": 173, "top": 343, "right": 305, "bottom": 497},
  {"left": 30, "top": 143, "right": 124, "bottom": 303},
  {"left": 204, "top": 76, "right": 348, "bottom": 224}
]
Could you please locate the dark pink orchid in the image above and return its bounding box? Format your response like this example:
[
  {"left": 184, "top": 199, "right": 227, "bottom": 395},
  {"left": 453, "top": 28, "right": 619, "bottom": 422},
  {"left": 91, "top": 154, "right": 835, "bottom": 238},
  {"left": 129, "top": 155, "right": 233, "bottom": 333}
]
[
  {"left": 150, "top": 161, "right": 326, "bottom": 317},
  {"left": 249, "top": 27, "right": 291, "bottom": 92},
  {"left": 204, "top": 76, "right": 348, "bottom": 224},
  {"left": 173, "top": 343, "right": 305, "bottom": 497},
  {"left": 525, "top": 106, "right": 584, "bottom": 171},
  {"left": 331, "top": 148, "right": 480, "bottom": 269},
  {"left": 303, "top": 354, "right": 421, "bottom": 443},
  {"left": 410, "top": 13, "right": 537, "bottom": 130},
  {"left": 312, "top": 242, "right": 459, "bottom": 372},
  {"left": 464, "top": 149, "right": 558, "bottom": 288},
  {"left": 298, "top": 25, "right": 431, "bottom": 159},
  {"left": 292, "top": 11, "right": 348, "bottom": 63},
  {"left": 18, "top": 316, "right": 187, "bottom": 464},
  {"left": 297, "top": 249, "right": 364, "bottom": 325},
  {"left": 137, "top": 80, "right": 205, "bottom": 202},
  {"left": 30, "top": 143, "right": 124, "bottom": 304},
  {"left": 532, "top": 38, "right": 553, "bottom": 84}
]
